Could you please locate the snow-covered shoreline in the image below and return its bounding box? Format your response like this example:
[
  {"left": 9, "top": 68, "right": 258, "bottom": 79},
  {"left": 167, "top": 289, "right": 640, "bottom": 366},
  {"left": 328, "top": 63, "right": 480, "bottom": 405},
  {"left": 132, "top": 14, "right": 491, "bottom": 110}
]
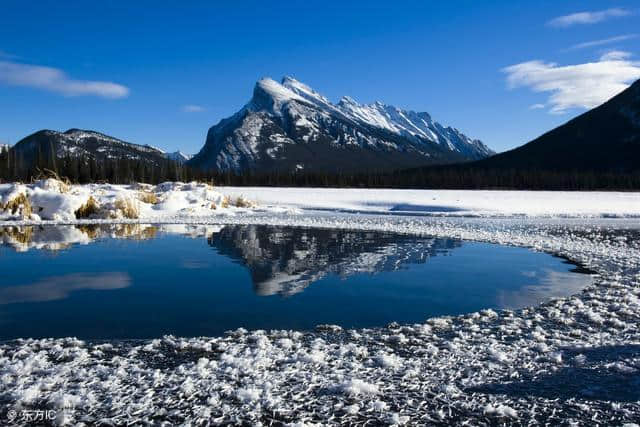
[
  {"left": 1, "top": 212, "right": 639, "bottom": 425},
  {"left": 0, "top": 180, "right": 267, "bottom": 223}
]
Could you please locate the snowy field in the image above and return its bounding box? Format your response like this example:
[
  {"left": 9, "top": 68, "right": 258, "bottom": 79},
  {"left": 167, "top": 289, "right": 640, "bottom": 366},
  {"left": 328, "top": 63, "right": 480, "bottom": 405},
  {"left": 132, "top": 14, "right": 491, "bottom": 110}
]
[
  {"left": 1, "top": 183, "right": 640, "bottom": 425},
  {"left": 221, "top": 186, "right": 640, "bottom": 218}
]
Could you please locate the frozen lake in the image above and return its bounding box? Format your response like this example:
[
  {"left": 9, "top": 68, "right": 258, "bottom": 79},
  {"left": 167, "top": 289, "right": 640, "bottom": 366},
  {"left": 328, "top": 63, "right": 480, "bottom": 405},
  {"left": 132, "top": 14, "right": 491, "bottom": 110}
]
[{"left": 0, "top": 224, "right": 593, "bottom": 339}]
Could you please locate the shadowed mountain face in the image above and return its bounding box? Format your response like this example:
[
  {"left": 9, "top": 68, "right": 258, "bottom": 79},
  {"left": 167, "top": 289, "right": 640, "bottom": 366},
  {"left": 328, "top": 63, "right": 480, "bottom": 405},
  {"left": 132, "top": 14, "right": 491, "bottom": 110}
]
[
  {"left": 188, "top": 77, "right": 493, "bottom": 173},
  {"left": 477, "top": 79, "right": 640, "bottom": 172},
  {"left": 207, "top": 225, "right": 460, "bottom": 296},
  {"left": 10, "top": 128, "right": 170, "bottom": 167}
]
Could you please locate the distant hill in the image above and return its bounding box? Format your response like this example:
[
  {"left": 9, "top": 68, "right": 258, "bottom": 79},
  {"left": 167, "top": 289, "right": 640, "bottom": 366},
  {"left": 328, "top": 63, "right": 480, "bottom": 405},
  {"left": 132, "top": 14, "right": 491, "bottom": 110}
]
[
  {"left": 167, "top": 151, "right": 193, "bottom": 163},
  {"left": 10, "top": 128, "right": 170, "bottom": 168},
  {"left": 188, "top": 76, "right": 493, "bottom": 173},
  {"left": 476, "top": 79, "right": 640, "bottom": 173}
]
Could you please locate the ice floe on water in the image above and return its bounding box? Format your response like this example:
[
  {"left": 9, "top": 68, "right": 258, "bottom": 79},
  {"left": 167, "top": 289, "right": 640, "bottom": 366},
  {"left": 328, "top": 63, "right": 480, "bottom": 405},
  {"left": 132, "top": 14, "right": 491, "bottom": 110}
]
[{"left": 0, "top": 211, "right": 639, "bottom": 424}]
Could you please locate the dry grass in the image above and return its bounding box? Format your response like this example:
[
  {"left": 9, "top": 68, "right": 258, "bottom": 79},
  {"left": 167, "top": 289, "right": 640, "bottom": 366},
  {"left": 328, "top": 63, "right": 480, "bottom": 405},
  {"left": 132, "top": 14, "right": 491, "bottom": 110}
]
[
  {"left": 75, "top": 196, "right": 100, "bottom": 219},
  {"left": 234, "top": 196, "right": 254, "bottom": 208},
  {"left": 33, "top": 170, "right": 71, "bottom": 193},
  {"left": 221, "top": 195, "right": 231, "bottom": 209},
  {"left": 3, "top": 193, "right": 32, "bottom": 218},
  {"left": 137, "top": 191, "right": 159, "bottom": 205},
  {"left": 114, "top": 197, "right": 140, "bottom": 219}
]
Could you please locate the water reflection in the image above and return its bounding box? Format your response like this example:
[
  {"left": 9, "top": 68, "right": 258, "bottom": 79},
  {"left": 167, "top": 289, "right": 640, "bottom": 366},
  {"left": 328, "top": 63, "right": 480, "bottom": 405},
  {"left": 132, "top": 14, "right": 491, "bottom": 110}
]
[
  {"left": 0, "top": 272, "right": 131, "bottom": 304},
  {"left": 0, "top": 224, "right": 596, "bottom": 338},
  {"left": 0, "top": 224, "right": 593, "bottom": 303},
  {"left": 208, "top": 225, "right": 460, "bottom": 296},
  {"left": 497, "top": 268, "right": 594, "bottom": 309},
  {"left": 0, "top": 224, "right": 219, "bottom": 252}
]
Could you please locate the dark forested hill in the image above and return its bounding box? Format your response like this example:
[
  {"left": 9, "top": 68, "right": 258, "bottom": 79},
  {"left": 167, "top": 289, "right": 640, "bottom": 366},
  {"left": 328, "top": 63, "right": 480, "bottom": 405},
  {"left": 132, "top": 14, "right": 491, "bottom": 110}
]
[{"left": 475, "top": 79, "right": 640, "bottom": 173}]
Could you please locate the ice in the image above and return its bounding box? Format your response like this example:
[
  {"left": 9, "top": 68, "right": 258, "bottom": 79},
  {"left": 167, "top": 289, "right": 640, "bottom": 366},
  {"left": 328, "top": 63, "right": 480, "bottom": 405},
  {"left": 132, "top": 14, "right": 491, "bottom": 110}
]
[{"left": 220, "top": 186, "right": 640, "bottom": 218}]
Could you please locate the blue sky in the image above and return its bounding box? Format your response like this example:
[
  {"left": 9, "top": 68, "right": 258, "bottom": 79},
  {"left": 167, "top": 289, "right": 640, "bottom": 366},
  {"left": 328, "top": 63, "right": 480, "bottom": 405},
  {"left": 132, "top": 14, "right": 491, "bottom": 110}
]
[{"left": 1, "top": 0, "right": 639, "bottom": 154}]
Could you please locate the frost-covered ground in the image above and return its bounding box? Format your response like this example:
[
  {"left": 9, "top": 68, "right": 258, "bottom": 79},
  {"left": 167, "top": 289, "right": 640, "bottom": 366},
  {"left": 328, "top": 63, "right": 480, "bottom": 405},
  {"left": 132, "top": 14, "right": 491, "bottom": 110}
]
[{"left": 1, "top": 184, "right": 640, "bottom": 425}]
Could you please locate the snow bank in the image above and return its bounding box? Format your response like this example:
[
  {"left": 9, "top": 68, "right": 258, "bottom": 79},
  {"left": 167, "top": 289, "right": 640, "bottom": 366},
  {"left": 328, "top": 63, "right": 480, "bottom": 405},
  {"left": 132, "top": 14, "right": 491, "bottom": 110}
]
[
  {"left": 0, "top": 180, "right": 258, "bottom": 222},
  {"left": 220, "top": 186, "right": 640, "bottom": 218}
]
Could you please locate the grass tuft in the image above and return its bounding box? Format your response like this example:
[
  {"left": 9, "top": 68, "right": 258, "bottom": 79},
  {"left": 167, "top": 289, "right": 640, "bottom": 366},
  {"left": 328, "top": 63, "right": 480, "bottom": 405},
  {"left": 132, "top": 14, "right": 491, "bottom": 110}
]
[
  {"left": 234, "top": 196, "right": 254, "bottom": 208},
  {"left": 75, "top": 196, "right": 100, "bottom": 219},
  {"left": 3, "top": 193, "right": 32, "bottom": 218},
  {"left": 137, "top": 191, "right": 159, "bottom": 205},
  {"left": 114, "top": 197, "right": 140, "bottom": 219},
  {"left": 221, "top": 195, "right": 231, "bottom": 209}
]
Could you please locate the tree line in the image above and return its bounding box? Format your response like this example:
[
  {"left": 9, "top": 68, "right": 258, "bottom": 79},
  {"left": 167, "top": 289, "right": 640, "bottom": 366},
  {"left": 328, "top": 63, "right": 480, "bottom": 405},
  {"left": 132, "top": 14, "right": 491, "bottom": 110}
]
[{"left": 1, "top": 145, "right": 638, "bottom": 190}]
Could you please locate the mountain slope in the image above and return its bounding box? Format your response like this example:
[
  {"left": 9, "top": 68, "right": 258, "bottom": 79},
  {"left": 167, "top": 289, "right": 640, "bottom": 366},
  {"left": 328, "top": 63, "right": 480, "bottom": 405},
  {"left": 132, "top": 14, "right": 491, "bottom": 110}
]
[
  {"left": 188, "top": 77, "right": 493, "bottom": 173},
  {"left": 10, "top": 129, "right": 170, "bottom": 167},
  {"left": 476, "top": 79, "right": 640, "bottom": 172}
]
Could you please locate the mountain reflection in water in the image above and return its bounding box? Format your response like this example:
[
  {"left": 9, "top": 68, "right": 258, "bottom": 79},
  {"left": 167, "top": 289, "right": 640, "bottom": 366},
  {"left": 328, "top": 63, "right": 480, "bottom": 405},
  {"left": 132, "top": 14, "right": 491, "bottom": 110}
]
[{"left": 208, "top": 225, "right": 460, "bottom": 296}]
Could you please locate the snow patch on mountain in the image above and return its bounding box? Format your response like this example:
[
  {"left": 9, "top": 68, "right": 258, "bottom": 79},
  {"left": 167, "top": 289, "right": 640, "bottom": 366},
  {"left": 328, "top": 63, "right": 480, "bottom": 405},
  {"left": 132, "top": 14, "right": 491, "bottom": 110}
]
[{"left": 167, "top": 151, "right": 193, "bottom": 163}]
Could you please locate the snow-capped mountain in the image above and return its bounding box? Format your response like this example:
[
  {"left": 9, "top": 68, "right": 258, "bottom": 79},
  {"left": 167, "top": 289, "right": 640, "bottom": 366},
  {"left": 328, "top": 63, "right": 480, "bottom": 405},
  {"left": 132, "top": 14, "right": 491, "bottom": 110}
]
[
  {"left": 10, "top": 129, "right": 177, "bottom": 167},
  {"left": 167, "top": 150, "right": 193, "bottom": 163},
  {"left": 188, "top": 76, "right": 493, "bottom": 173},
  {"left": 209, "top": 225, "right": 461, "bottom": 296}
]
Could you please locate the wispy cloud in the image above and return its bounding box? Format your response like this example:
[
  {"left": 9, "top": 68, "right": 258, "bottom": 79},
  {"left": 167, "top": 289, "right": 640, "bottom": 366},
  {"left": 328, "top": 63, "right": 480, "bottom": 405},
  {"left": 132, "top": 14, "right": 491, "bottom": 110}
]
[
  {"left": 548, "top": 8, "right": 631, "bottom": 27},
  {"left": 0, "top": 60, "right": 129, "bottom": 99},
  {"left": 569, "top": 34, "right": 638, "bottom": 50},
  {"left": 529, "top": 103, "right": 545, "bottom": 110},
  {"left": 503, "top": 51, "right": 640, "bottom": 114},
  {"left": 182, "top": 104, "right": 205, "bottom": 112}
]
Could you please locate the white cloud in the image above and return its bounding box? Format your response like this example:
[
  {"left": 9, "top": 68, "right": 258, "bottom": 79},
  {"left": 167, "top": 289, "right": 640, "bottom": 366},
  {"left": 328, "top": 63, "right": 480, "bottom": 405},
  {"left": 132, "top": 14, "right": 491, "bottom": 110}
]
[
  {"left": 600, "top": 50, "right": 632, "bottom": 61},
  {"left": 503, "top": 51, "right": 640, "bottom": 114},
  {"left": 570, "top": 34, "right": 638, "bottom": 50},
  {"left": 0, "top": 60, "right": 129, "bottom": 99},
  {"left": 548, "top": 8, "right": 631, "bottom": 27},
  {"left": 182, "top": 104, "right": 205, "bottom": 112},
  {"left": 529, "top": 103, "right": 545, "bottom": 110}
]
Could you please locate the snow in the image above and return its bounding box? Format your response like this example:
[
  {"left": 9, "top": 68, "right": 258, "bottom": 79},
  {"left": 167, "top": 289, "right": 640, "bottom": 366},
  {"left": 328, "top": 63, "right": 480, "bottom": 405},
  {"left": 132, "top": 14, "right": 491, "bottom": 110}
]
[
  {"left": 220, "top": 186, "right": 640, "bottom": 218},
  {"left": 167, "top": 150, "right": 193, "bottom": 162},
  {"left": 254, "top": 78, "right": 307, "bottom": 113},
  {"left": 1, "top": 183, "right": 640, "bottom": 424},
  {"left": 0, "top": 180, "right": 262, "bottom": 222}
]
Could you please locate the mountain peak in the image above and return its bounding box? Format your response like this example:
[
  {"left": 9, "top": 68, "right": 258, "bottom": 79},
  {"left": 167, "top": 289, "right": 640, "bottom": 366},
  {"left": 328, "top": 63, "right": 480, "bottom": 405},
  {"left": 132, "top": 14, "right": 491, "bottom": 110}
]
[
  {"left": 189, "top": 76, "right": 493, "bottom": 172},
  {"left": 251, "top": 77, "right": 305, "bottom": 113}
]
